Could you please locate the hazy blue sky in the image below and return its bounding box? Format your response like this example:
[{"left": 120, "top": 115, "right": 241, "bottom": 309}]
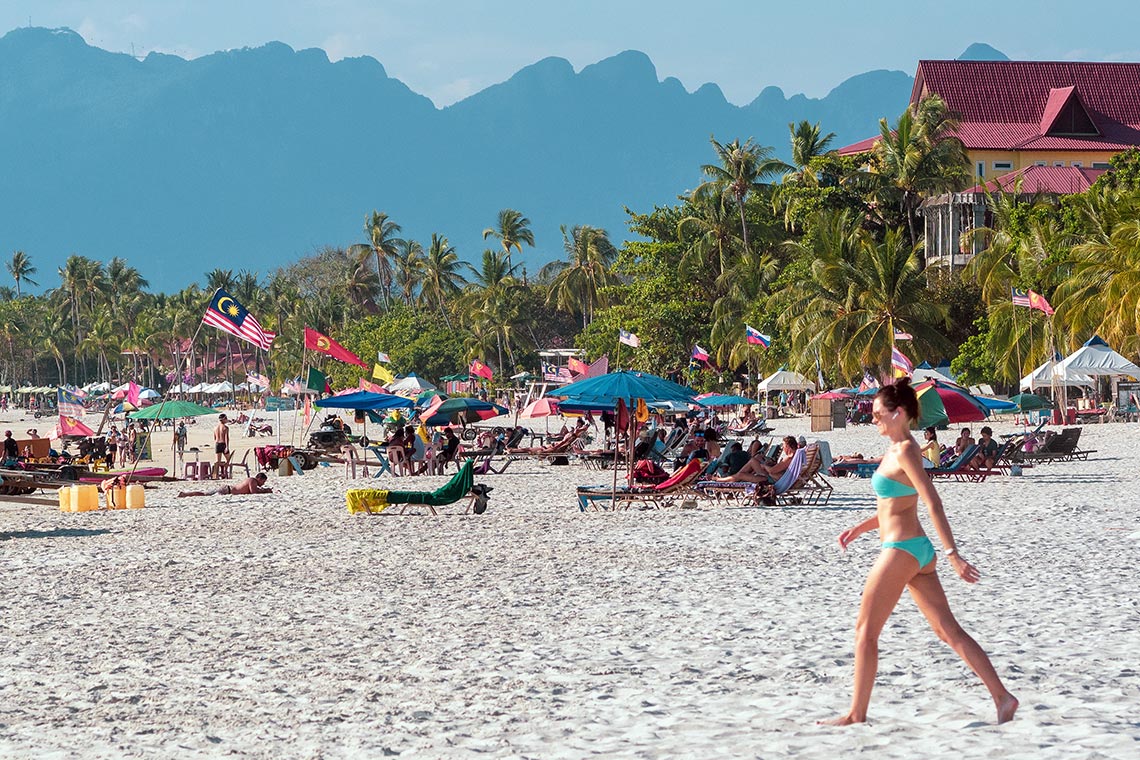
[{"left": 4, "top": 1, "right": 1140, "bottom": 106}]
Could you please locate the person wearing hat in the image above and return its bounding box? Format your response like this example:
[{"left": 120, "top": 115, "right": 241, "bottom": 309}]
[
  {"left": 3, "top": 430, "right": 18, "bottom": 463},
  {"left": 213, "top": 414, "right": 230, "bottom": 475}
]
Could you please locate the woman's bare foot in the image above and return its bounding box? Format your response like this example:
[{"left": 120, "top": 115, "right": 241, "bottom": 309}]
[
  {"left": 996, "top": 693, "right": 1019, "bottom": 724},
  {"left": 818, "top": 713, "right": 865, "bottom": 726}
]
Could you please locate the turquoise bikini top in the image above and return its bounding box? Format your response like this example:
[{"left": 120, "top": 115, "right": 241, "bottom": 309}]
[{"left": 872, "top": 470, "right": 918, "bottom": 498}]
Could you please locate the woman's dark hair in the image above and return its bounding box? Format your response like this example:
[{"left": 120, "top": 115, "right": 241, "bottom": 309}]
[
  {"left": 783, "top": 435, "right": 799, "bottom": 450},
  {"left": 924, "top": 426, "right": 937, "bottom": 440},
  {"left": 875, "top": 377, "right": 920, "bottom": 422}
]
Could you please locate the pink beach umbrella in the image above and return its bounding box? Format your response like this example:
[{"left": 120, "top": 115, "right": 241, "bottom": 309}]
[{"left": 521, "top": 397, "right": 560, "bottom": 419}]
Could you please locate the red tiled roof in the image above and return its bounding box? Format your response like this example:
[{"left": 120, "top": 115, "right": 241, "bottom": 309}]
[
  {"left": 966, "top": 165, "right": 1107, "bottom": 195},
  {"left": 837, "top": 135, "right": 880, "bottom": 156},
  {"left": 840, "top": 60, "right": 1140, "bottom": 154}
]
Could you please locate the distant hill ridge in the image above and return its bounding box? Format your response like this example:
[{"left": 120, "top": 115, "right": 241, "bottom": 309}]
[{"left": 1, "top": 27, "right": 994, "bottom": 290}]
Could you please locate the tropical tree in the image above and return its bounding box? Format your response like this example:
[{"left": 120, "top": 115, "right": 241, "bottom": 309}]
[
  {"left": 482, "top": 209, "right": 535, "bottom": 270},
  {"left": 540, "top": 225, "right": 620, "bottom": 328},
  {"left": 864, "top": 94, "right": 971, "bottom": 246},
  {"left": 786, "top": 120, "right": 836, "bottom": 184},
  {"left": 356, "top": 211, "right": 404, "bottom": 310},
  {"left": 462, "top": 250, "right": 523, "bottom": 372},
  {"left": 696, "top": 136, "right": 790, "bottom": 252},
  {"left": 7, "top": 250, "right": 37, "bottom": 297},
  {"left": 419, "top": 234, "right": 466, "bottom": 327},
  {"left": 393, "top": 239, "right": 425, "bottom": 306}
]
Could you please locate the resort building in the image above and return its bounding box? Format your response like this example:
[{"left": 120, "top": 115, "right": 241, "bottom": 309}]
[{"left": 840, "top": 60, "right": 1140, "bottom": 268}]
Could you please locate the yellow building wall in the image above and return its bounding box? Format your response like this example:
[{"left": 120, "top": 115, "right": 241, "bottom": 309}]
[{"left": 967, "top": 149, "right": 1118, "bottom": 178}]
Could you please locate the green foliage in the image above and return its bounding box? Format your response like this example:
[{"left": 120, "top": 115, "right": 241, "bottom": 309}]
[
  {"left": 950, "top": 316, "right": 997, "bottom": 386},
  {"left": 326, "top": 307, "right": 467, "bottom": 388}
]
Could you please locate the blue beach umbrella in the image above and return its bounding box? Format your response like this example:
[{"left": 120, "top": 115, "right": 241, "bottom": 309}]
[
  {"left": 696, "top": 394, "right": 757, "bottom": 407},
  {"left": 314, "top": 391, "right": 415, "bottom": 411},
  {"left": 550, "top": 370, "right": 696, "bottom": 408}
]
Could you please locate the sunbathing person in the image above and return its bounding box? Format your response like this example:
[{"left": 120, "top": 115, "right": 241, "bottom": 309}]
[
  {"left": 972, "top": 426, "right": 1000, "bottom": 469},
  {"left": 178, "top": 472, "right": 273, "bottom": 498},
  {"left": 510, "top": 421, "right": 586, "bottom": 454},
  {"left": 716, "top": 436, "right": 798, "bottom": 483}
]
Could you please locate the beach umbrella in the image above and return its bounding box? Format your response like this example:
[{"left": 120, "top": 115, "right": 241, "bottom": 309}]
[
  {"left": 915, "top": 380, "right": 987, "bottom": 428},
  {"left": 695, "top": 394, "right": 757, "bottom": 407},
  {"left": 520, "top": 397, "right": 560, "bottom": 418},
  {"left": 139, "top": 388, "right": 161, "bottom": 400},
  {"left": 550, "top": 370, "right": 696, "bottom": 408},
  {"left": 1008, "top": 393, "right": 1053, "bottom": 411},
  {"left": 129, "top": 400, "right": 218, "bottom": 419},
  {"left": 386, "top": 373, "right": 438, "bottom": 394},
  {"left": 425, "top": 397, "right": 509, "bottom": 426},
  {"left": 314, "top": 391, "right": 415, "bottom": 411},
  {"left": 977, "top": 396, "right": 1019, "bottom": 413},
  {"left": 814, "top": 390, "right": 852, "bottom": 400}
]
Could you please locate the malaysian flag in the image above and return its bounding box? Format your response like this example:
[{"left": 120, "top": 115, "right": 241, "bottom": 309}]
[
  {"left": 57, "top": 387, "right": 85, "bottom": 418},
  {"left": 202, "top": 288, "right": 275, "bottom": 350},
  {"left": 618, "top": 329, "right": 641, "bottom": 347},
  {"left": 1011, "top": 287, "right": 1031, "bottom": 307}
]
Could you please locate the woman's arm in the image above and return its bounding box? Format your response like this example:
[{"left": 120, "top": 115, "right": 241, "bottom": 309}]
[
  {"left": 896, "top": 440, "right": 981, "bottom": 584},
  {"left": 839, "top": 514, "right": 880, "bottom": 549}
]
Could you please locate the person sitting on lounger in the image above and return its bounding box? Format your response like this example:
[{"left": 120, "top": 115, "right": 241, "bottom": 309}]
[
  {"left": 954, "top": 428, "right": 976, "bottom": 457},
  {"left": 720, "top": 441, "right": 751, "bottom": 476},
  {"left": 716, "top": 436, "right": 798, "bottom": 483},
  {"left": 179, "top": 472, "right": 273, "bottom": 497},
  {"left": 510, "top": 420, "right": 586, "bottom": 454},
  {"left": 920, "top": 427, "right": 941, "bottom": 468},
  {"left": 972, "top": 426, "right": 1000, "bottom": 469}
]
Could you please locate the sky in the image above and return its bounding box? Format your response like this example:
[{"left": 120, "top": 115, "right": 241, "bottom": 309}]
[{"left": 3, "top": 0, "right": 1140, "bottom": 107}]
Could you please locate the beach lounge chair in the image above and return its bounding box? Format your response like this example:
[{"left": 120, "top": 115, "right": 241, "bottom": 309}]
[
  {"left": 345, "top": 459, "right": 490, "bottom": 516},
  {"left": 781, "top": 445, "right": 833, "bottom": 506},
  {"left": 695, "top": 447, "right": 808, "bottom": 507},
  {"left": 929, "top": 444, "right": 988, "bottom": 482},
  {"left": 576, "top": 458, "right": 706, "bottom": 511},
  {"left": 1017, "top": 428, "right": 1094, "bottom": 463}
]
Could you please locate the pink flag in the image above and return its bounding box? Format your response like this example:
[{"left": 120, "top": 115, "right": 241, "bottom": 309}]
[
  {"left": 127, "top": 382, "right": 141, "bottom": 406},
  {"left": 585, "top": 355, "right": 609, "bottom": 378}
]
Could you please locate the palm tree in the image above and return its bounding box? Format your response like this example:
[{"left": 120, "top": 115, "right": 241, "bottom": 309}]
[
  {"left": 541, "top": 225, "right": 620, "bottom": 329},
  {"left": 393, "top": 239, "right": 425, "bottom": 306},
  {"left": 419, "top": 234, "right": 467, "bottom": 327},
  {"left": 463, "top": 250, "right": 523, "bottom": 372},
  {"left": 677, "top": 192, "right": 745, "bottom": 285},
  {"left": 205, "top": 268, "right": 236, "bottom": 293},
  {"left": 777, "top": 212, "right": 950, "bottom": 379},
  {"left": 358, "top": 211, "right": 403, "bottom": 310},
  {"left": 786, "top": 121, "right": 836, "bottom": 184},
  {"left": 866, "top": 95, "right": 971, "bottom": 246},
  {"left": 696, "top": 136, "right": 790, "bottom": 253},
  {"left": 483, "top": 209, "right": 535, "bottom": 270},
  {"left": 7, "top": 251, "right": 37, "bottom": 297}
]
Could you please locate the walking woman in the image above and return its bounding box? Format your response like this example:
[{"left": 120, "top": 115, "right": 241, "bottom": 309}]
[{"left": 824, "top": 378, "right": 1018, "bottom": 725}]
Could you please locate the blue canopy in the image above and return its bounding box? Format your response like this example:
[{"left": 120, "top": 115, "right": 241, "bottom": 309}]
[
  {"left": 551, "top": 370, "right": 696, "bottom": 408},
  {"left": 314, "top": 391, "right": 414, "bottom": 411},
  {"left": 696, "top": 394, "right": 757, "bottom": 407}
]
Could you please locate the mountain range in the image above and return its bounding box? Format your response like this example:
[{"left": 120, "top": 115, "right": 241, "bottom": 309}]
[{"left": 0, "top": 27, "right": 1004, "bottom": 291}]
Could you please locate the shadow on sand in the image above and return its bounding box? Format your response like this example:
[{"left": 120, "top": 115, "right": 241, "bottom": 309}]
[{"left": 0, "top": 527, "right": 113, "bottom": 541}]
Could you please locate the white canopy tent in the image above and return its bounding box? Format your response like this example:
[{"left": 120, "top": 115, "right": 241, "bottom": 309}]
[
  {"left": 1019, "top": 355, "right": 1095, "bottom": 392},
  {"left": 1056, "top": 336, "right": 1140, "bottom": 379},
  {"left": 386, "top": 372, "right": 438, "bottom": 394},
  {"left": 759, "top": 370, "right": 816, "bottom": 393}
]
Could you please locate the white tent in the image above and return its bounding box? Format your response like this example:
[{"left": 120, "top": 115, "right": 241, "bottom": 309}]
[
  {"left": 1056, "top": 335, "right": 1140, "bottom": 378},
  {"left": 386, "top": 372, "right": 438, "bottom": 394},
  {"left": 759, "top": 370, "right": 816, "bottom": 393},
  {"left": 188, "top": 383, "right": 209, "bottom": 393},
  {"left": 168, "top": 383, "right": 193, "bottom": 393},
  {"left": 1020, "top": 355, "right": 1094, "bottom": 392},
  {"left": 913, "top": 367, "right": 956, "bottom": 384}
]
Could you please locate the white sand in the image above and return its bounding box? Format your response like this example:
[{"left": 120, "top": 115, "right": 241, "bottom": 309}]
[{"left": 1, "top": 408, "right": 1137, "bottom": 758}]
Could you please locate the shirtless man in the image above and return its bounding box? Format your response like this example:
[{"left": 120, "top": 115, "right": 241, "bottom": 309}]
[
  {"left": 178, "top": 472, "right": 272, "bottom": 498},
  {"left": 716, "top": 436, "right": 799, "bottom": 483},
  {"left": 214, "top": 414, "right": 230, "bottom": 471}
]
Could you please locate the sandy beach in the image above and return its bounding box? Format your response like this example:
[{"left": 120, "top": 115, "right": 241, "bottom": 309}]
[{"left": 1, "top": 409, "right": 1137, "bottom": 758}]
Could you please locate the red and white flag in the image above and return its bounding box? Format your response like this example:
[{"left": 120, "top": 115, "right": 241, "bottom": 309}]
[{"left": 202, "top": 288, "right": 276, "bottom": 351}]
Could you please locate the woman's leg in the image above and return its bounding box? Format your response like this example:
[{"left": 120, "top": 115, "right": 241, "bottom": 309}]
[
  {"left": 822, "top": 550, "right": 917, "bottom": 725},
  {"left": 907, "top": 570, "right": 1019, "bottom": 723}
]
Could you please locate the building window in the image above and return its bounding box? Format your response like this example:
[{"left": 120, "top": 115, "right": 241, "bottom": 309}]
[
  {"left": 993, "top": 161, "right": 1013, "bottom": 171},
  {"left": 1054, "top": 161, "right": 1065, "bottom": 167},
  {"left": 1034, "top": 161, "right": 1047, "bottom": 167},
  {"left": 976, "top": 161, "right": 985, "bottom": 177},
  {"left": 1092, "top": 162, "right": 1111, "bottom": 169},
  {"left": 1071, "top": 161, "right": 1083, "bottom": 168}
]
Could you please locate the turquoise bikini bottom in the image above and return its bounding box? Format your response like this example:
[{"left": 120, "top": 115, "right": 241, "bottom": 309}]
[{"left": 882, "top": 535, "right": 936, "bottom": 566}]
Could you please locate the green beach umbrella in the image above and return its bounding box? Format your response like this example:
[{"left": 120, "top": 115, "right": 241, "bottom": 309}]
[
  {"left": 1008, "top": 393, "right": 1053, "bottom": 412},
  {"left": 128, "top": 400, "right": 218, "bottom": 419}
]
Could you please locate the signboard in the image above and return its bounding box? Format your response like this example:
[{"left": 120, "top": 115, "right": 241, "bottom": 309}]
[{"left": 265, "top": 396, "right": 295, "bottom": 412}]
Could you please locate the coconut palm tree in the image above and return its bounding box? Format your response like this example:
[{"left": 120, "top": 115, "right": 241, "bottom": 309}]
[
  {"left": 463, "top": 250, "right": 523, "bottom": 372},
  {"left": 786, "top": 120, "right": 837, "bottom": 184},
  {"left": 419, "top": 234, "right": 466, "bottom": 327},
  {"left": 7, "top": 251, "right": 37, "bottom": 297},
  {"left": 358, "top": 211, "right": 404, "bottom": 310},
  {"left": 541, "top": 225, "right": 620, "bottom": 329},
  {"left": 677, "top": 192, "right": 745, "bottom": 285},
  {"left": 393, "top": 239, "right": 425, "bottom": 306},
  {"left": 696, "top": 136, "right": 790, "bottom": 253},
  {"left": 865, "top": 95, "right": 971, "bottom": 246},
  {"left": 483, "top": 209, "right": 535, "bottom": 270},
  {"left": 777, "top": 212, "right": 950, "bottom": 380}
]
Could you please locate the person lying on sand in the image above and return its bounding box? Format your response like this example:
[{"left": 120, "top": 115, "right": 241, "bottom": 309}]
[{"left": 178, "top": 472, "right": 273, "bottom": 498}]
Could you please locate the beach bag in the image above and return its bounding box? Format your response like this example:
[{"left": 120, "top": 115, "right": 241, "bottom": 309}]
[{"left": 632, "top": 459, "right": 669, "bottom": 484}]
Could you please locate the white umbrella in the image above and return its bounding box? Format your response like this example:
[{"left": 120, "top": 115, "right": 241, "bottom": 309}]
[
  {"left": 385, "top": 372, "right": 438, "bottom": 394},
  {"left": 759, "top": 370, "right": 816, "bottom": 393},
  {"left": 188, "top": 383, "right": 208, "bottom": 393}
]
